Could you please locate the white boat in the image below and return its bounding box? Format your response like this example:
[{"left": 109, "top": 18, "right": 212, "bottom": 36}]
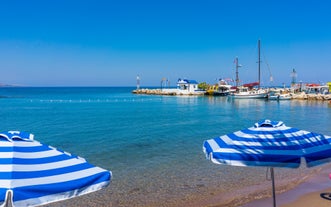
[
  {"left": 278, "top": 94, "right": 292, "bottom": 100},
  {"left": 206, "top": 79, "right": 232, "bottom": 96},
  {"left": 231, "top": 40, "right": 268, "bottom": 99},
  {"left": 268, "top": 92, "right": 292, "bottom": 100},
  {"left": 231, "top": 86, "right": 268, "bottom": 99}
]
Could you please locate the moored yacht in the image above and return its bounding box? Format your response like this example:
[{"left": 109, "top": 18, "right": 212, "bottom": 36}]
[
  {"left": 230, "top": 40, "right": 268, "bottom": 99},
  {"left": 231, "top": 86, "right": 268, "bottom": 99}
]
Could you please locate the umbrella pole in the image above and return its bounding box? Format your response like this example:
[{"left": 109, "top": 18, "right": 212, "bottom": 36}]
[
  {"left": 271, "top": 167, "right": 276, "bottom": 207},
  {"left": 4, "top": 190, "right": 13, "bottom": 207}
]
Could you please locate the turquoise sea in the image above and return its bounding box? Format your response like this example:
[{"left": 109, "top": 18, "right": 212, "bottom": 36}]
[{"left": 1, "top": 87, "right": 331, "bottom": 207}]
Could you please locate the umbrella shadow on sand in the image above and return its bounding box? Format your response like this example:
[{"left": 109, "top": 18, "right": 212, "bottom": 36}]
[{"left": 320, "top": 193, "right": 331, "bottom": 201}]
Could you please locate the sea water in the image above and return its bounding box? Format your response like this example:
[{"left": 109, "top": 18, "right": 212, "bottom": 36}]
[{"left": 0, "top": 87, "right": 330, "bottom": 207}]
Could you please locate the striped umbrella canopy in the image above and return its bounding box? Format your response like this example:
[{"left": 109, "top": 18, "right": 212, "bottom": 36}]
[
  {"left": 203, "top": 119, "right": 331, "bottom": 207},
  {"left": 0, "top": 131, "right": 111, "bottom": 207}
]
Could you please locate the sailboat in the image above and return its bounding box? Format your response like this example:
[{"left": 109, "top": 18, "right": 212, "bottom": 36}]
[{"left": 230, "top": 40, "right": 268, "bottom": 99}]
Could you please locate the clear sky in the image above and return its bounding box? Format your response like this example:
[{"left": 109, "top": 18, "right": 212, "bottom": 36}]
[{"left": 0, "top": 0, "right": 330, "bottom": 87}]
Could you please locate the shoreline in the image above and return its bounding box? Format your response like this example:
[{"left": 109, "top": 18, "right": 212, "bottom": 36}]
[
  {"left": 175, "top": 164, "right": 331, "bottom": 207},
  {"left": 43, "top": 165, "right": 331, "bottom": 207}
]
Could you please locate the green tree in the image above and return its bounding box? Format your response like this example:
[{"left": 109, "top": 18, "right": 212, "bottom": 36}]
[{"left": 198, "top": 82, "right": 210, "bottom": 90}]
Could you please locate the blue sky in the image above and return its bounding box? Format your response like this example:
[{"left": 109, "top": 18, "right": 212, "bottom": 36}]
[{"left": 0, "top": 0, "right": 330, "bottom": 87}]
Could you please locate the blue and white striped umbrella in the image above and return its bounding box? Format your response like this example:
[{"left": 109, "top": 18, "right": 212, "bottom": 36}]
[
  {"left": 0, "top": 131, "right": 112, "bottom": 207},
  {"left": 203, "top": 119, "right": 331, "bottom": 168},
  {"left": 203, "top": 119, "right": 331, "bottom": 207}
]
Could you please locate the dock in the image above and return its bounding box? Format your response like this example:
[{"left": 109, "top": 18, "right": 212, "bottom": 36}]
[{"left": 132, "top": 88, "right": 205, "bottom": 96}]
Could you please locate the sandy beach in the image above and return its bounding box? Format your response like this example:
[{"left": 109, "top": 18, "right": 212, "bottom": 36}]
[
  {"left": 242, "top": 165, "right": 331, "bottom": 207},
  {"left": 44, "top": 165, "right": 331, "bottom": 207}
]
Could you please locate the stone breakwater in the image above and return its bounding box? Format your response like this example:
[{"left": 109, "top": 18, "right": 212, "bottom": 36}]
[
  {"left": 132, "top": 88, "right": 205, "bottom": 96},
  {"left": 132, "top": 89, "right": 331, "bottom": 101},
  {"left": 291, "top": 92, "right": 331, "bottom": 101}
]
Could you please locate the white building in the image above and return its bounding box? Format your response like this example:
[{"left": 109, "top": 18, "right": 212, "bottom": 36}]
[{"left": 177, "top": 79, "right": 200, "bottom": 93}]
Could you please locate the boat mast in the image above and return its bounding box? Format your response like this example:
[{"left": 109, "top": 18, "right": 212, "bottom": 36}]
[
  {"left": 235, "top": 57, "right": 241, "bottom": 87},
  {"left": 258, "top": 39, "right": 261, "bottom": 89}
]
